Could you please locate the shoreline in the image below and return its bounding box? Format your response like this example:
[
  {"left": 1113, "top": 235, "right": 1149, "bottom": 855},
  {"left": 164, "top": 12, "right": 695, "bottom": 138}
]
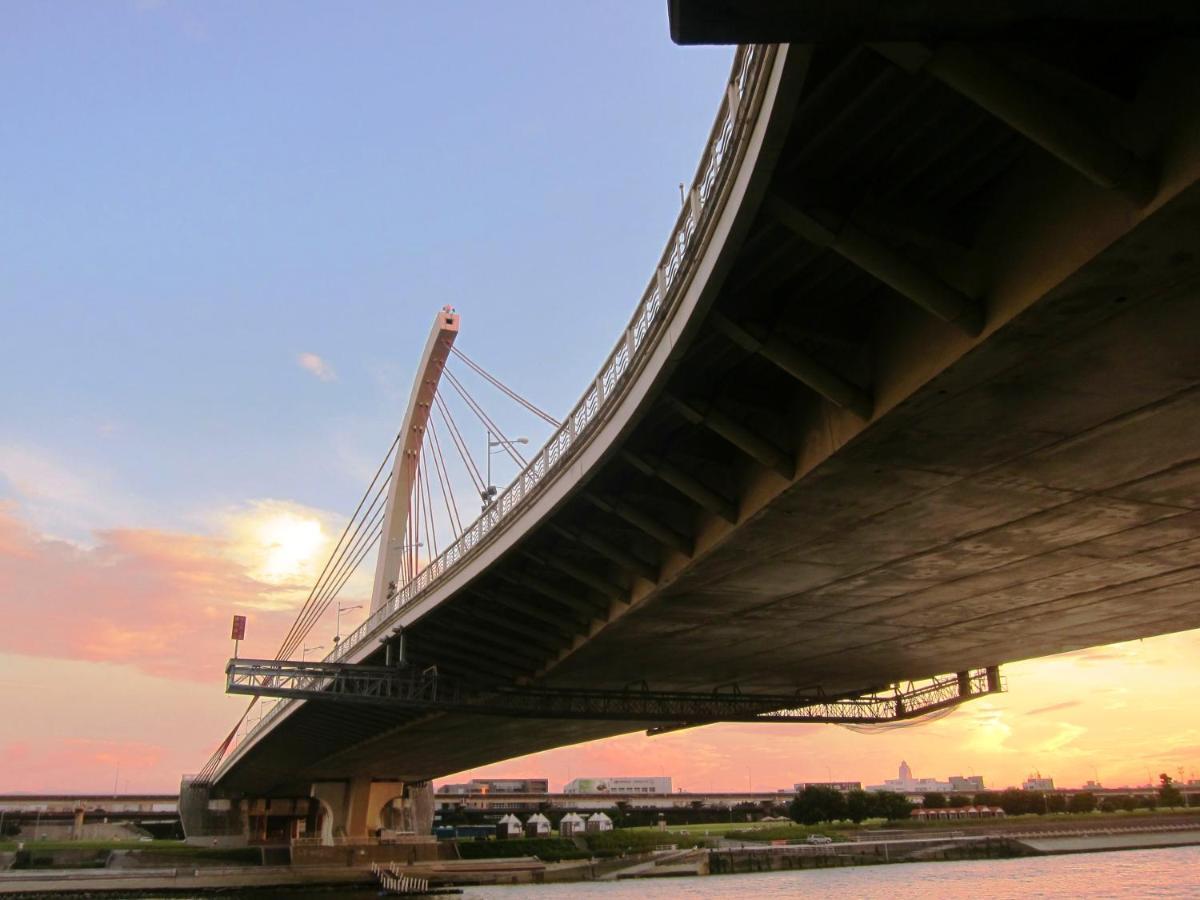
[{"left": 2, "top": 824, "right": 1198, "bottom": 897}]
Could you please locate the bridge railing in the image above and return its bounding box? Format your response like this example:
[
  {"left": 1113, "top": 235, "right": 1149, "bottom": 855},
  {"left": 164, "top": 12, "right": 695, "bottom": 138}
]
[
  {"left": 326, "top": 45, "right": 765, "bottom": 667},
  {"left": 226, "top": 43, "right": 773, "bottom": 763}
]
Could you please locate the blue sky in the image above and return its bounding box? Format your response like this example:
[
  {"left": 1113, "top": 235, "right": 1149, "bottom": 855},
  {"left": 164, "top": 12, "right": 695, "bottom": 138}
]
[
  {"left": 0, "top": 1, "right": 732, "bottom": 541},
  {"left": 3, "top": 5, "right": 1199, "bottom": 796}
]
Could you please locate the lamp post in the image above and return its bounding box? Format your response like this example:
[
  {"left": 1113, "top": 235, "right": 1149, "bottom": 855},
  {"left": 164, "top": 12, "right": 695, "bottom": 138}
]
[
  {"left": 302, "top": 644, "right": 324, "bottom": 661},
  {"left": 333, "top": 602, "right": 363, "bottom": 645},
  {"left": 483, "top": 432, "right": 529, "bottom": 509}
]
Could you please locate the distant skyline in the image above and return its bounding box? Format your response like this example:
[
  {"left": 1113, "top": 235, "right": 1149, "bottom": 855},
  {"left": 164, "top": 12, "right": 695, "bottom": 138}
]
[{"left": 1, "top": 3, "right": 1197, "bottom": 796}]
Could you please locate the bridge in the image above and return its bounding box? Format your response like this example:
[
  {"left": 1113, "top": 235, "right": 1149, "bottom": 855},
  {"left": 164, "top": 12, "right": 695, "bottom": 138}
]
[{"left": 183, "top": 4, "right": 1200, "bottom": 845}]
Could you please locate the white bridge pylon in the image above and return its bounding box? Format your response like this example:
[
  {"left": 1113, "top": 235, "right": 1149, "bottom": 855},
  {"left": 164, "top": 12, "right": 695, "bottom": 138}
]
[{"left": 369, "top": 306, "right": 460, "bottom": 615}]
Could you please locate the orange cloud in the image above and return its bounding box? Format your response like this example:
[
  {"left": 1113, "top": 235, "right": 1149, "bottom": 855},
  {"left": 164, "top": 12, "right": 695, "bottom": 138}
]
[{"left": 0, "top": 505, "right": 333, "bottom": 681}]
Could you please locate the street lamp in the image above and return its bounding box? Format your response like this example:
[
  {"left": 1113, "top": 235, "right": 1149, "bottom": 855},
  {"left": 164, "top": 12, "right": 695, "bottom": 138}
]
[
  {"left": 483, "top": 432, "right": 529, "bottom": 509},
  {"left": 302, "top": 644, "right": 324, "bottom": 661},
  {"left": 333, "top": 602, "right": 363, "bottom": 645}
]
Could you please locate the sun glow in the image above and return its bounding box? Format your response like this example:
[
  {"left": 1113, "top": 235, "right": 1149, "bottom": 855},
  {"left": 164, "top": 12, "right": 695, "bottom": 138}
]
[
  {"left": 254, "top": 513, "right": 326, "bottom": 583},
  {"left": 222, "top": 500, "right": 337, "bottom": 601}
]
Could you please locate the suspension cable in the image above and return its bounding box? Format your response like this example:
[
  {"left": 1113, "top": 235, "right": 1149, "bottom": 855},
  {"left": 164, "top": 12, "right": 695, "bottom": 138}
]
[
  {"left": 272, "top": 430, "right": 401, "bottom": 660},
  {"left": 427, "top": 420, "right": 463, "bottom": 536},
  {"left": 442, "top": 369, "right": 527, "bottom": 467},
  {"left": 450, "top": 346, "right": 561, "bottom": 427},
  {"left": 278, "top": 472, "right": 391, "bottom": 659},
  {"left": 283, "top": 495, "right": 389, "bottom": 657},
  {"left": 433, "top": 394, "right": 486, "bottom": 492},
  {"left": 421, "top": 451, "right": 439, "bottom": 558}
]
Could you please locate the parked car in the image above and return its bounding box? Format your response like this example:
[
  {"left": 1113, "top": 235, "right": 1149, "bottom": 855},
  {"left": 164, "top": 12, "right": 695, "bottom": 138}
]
[{"left": 807, "top": 834, "right": 833, "bottom": 844}]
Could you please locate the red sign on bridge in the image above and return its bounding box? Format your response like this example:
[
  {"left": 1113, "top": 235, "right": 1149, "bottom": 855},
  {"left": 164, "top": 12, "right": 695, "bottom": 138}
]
[{"left": 231, "top": 615, "right": 246, "bottom": 641}]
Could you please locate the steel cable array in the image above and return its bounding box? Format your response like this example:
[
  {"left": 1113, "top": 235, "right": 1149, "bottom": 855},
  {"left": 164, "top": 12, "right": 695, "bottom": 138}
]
[{"left": 194, "top": 346, "right": 556, "bottom": 785}]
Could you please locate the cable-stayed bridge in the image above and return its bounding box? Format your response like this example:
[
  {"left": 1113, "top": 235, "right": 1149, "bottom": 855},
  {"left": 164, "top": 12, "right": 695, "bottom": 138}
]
[{"left": 183, "top": 5, "right": 1200, "bottom": 845}]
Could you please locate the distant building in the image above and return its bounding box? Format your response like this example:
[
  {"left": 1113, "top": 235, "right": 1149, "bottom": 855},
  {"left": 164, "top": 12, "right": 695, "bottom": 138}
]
[
  {"left": 793, "top": 782, "right": 862, "bottom": 793},
  {"left": 437, "top": 778, "right": 548, "bottom": 795},
  {"left": 1022, "top": 775, "right": 1055, "bottom": 791},
  {"left": 563, "top": 777, "right": 671, "bottom": 795},
  {"left": 867, "top": 761, "right": 984, "bottom": 794}
]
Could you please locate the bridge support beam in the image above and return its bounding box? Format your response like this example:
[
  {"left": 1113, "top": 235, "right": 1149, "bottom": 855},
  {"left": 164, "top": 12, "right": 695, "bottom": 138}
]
[
  {"left": 178, "top": 779, "right": 250, "bottom": 846},
  {"left": 871, "top": 42, "right": 1152, "bottom": 198},
  {"left": 708, "top": 311, "right": 874, "bottom": 419},
  {"left": 310, "top": 779, "right": 433, "bottom": 842},
  {"left": 666, "top": 394, "right": 794, "bottom": 478},
  {"left": 765, "top": 194, "right": 982, "bottom": 334},
  {"left": 621, "top": 450, "right": 738, "bottom": 523},
  {"left": 550, "top": 524, "right": 660, "bottom": 583}
]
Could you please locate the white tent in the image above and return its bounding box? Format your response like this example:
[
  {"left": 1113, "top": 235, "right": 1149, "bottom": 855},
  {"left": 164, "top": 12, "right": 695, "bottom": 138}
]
[
  {"left": 585, "top": 811, "right": 613, "bottom": 832},
  {"left": 558, "top": 812, "right": 587, "bottom": 836},
  {"left": 496, "top": 813, "right": 522, "bottom": 838},
  {"left": 524, "top": 813, "right": 552, "bottom": 837}
]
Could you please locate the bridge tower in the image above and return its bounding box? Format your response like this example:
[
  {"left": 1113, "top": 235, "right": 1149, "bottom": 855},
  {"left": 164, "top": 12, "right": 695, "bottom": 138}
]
[
  {"left": 369, "top": 306, "right": 460, "bottom": 615},
  {"left": 306, "top": 307, "right": 459, "bottom": 844}
]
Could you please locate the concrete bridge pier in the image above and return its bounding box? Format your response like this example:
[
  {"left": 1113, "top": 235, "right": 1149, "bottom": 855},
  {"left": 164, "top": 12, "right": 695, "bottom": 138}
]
[
  {"left": 178, "top": 779, "right": 249, "bottom": 846},
  {"left": 310, "top": 778, "right": 433, "bottom": 843}
]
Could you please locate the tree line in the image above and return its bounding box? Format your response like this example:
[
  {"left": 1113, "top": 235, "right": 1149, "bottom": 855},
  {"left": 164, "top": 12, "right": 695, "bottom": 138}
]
[
  {"left": 789, "top": 786, "right": 912, "bottom": 824},
  {"left": 787, "top": 774, "right": 1189, "bottom": 825}
]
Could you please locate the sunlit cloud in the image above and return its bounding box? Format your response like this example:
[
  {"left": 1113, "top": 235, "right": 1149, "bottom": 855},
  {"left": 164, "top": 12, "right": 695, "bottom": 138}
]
[
  {"left": 0, "top": 502, "right": 368, "bottom": 681},
  {"left": 297, "top": 352, "right": 337, "bottom": 382},
  {"left": 1035, "top": 722, "right": 1087, "bottom": 754},
  {"left": 1027, "top": 700, "right": 1081, "bottom": 716},
  {"left": 0, "top": 443, "right": 144, "bottom": 541},
  {"left": 222, "top": 500, "right": 333, "bottom": 597}
]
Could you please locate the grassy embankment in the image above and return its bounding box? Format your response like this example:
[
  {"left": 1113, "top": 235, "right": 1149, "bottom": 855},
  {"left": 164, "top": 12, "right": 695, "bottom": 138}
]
[
  {"left": 0, "top": 839, "right": 261, "bottom": 868},
  {"left": 457, "top": 828, "right": 708, "bottom": 862}
]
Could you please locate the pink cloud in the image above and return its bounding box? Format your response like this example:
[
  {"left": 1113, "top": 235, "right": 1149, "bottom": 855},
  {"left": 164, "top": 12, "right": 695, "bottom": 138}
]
[
  {"left": 0, "top": 507, "right": 301, "bottom": 681},
  {"left": 0, "top": 737, "right": 169, "bottom": 794},
  {"left": 297, "top": 352, "right": 336, "bottom": 382}
]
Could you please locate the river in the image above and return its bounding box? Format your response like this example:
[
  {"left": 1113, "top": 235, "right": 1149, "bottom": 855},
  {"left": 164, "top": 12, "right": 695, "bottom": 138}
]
[{"left": 197, "top": 845, "right": 1199, "bottom": 899}]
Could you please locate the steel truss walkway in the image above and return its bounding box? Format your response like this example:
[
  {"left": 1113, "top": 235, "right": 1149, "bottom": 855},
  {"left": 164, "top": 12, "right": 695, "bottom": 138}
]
[{"left": 227, "top": 657, "right": 1003, "bottom": 726}]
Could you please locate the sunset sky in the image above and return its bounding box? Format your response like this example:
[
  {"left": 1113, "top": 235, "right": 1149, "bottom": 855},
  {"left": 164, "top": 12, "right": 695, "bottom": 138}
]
[{"left": 2, "top": 2, "right": 1197, "bottom": 797}]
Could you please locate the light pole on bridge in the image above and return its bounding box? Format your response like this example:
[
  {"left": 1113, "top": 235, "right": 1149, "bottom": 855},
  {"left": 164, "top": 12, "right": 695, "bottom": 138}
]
[
  {"left": 483, "top": 432, "right": 528, "bottom": 510},
  {"left": 333, "top": 602, "right": 363, "bottom": 646}
]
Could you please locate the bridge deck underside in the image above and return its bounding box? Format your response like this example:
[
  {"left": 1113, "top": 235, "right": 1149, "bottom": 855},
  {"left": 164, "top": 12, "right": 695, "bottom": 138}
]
[{"left": 219, "top": 38, "right": 1200, "bottom": 794}]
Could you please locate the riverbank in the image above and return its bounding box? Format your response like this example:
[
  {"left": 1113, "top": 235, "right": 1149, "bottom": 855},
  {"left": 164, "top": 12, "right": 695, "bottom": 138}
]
[{"left": 2, "top": 819, "right": 1198, "bottom": 896}]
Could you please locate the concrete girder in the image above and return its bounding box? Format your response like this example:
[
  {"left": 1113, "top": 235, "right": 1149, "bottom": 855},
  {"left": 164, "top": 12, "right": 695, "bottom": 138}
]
[
  {"left": 583, "top": 492, "right": 694, "bottom": 556},
  {"left": 455, "top": 601, "right": 571, "bottom": 647},
  {"left": 871, "top": 42, "right": 1154, "bottom": 199},
  {"left": 665, "top": 393, "right": 794, "bottom": 478},
  {"left": 522, "top": 549, "right": 630, "bottom": 602},
  {"left": 425, "top": 616, "right": 556, "bottom": 659},
  {"left": 549, "top": 523, "right": 660, "bottom": 584},
  {"left": 708, "top": 310, "right": 874, "bottom": 419},
  {"left": 500, "top": 570, "right": 606, "bottom": 621},
  {"left": 621, "top": 449, "right": 739, "bottom": 523},
  {"left": 474, "top": 588, "right": 586, "bottom": 634},
  {"left": 764, "top": 195, "right": 982, "bottom": 333},
  {"left": 408, "top": 636, "right": 522, "bottom": 679},
  {"left": 667, "top": 0, "right": 1200, "bottom": 45}
]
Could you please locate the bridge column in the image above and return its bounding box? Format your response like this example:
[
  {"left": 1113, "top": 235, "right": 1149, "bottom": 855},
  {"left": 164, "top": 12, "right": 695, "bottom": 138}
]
[
  {"left": 310, "top": 779, "right": 433, "bottom": 842},
  {"left": 178, "top": 778, "right": 250, "bottom": 846}
]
